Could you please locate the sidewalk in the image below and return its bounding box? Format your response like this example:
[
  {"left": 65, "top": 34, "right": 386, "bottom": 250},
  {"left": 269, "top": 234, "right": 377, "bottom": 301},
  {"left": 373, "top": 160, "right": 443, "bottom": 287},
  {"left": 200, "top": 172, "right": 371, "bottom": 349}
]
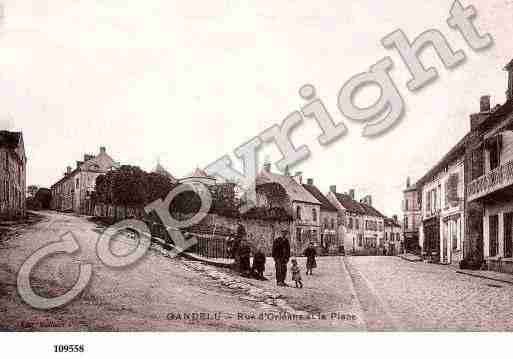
[
  {"left": 397, "top": 253, "right": 422, "bottom": 262},
  {"left": 456, "top": 269, "right": 513, "bottom": 285}
]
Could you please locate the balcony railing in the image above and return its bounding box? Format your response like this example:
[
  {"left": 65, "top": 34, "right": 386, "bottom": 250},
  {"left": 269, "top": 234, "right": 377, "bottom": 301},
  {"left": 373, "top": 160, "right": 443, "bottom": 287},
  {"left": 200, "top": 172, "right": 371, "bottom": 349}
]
[{"left": 467, "top": 159, "right": 513, "bottom": 201}]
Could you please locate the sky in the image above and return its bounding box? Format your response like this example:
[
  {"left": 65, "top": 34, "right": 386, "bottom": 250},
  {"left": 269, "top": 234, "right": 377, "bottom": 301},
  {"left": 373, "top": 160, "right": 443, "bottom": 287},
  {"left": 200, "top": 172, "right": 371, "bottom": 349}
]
[{"left": 1, "top": 0, "right": 513, "bottom": 217}]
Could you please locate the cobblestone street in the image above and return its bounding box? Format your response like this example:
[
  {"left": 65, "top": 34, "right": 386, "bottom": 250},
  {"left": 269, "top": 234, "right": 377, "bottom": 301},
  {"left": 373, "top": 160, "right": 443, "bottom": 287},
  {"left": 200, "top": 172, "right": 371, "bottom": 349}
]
[
  {"left": 2, "top": 212, "right": 513, "bottom": 331},
  {"left": 345, "top": 256, "right": 513, "bottom": 330}
]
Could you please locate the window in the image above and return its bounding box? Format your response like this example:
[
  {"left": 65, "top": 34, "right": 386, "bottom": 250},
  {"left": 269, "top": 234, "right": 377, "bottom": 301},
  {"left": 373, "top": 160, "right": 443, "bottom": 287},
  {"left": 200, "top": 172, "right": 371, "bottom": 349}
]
[
  {"left": 296, "top": 228, "right": 302, "bottom": 244},
  {"left": 76, "top": 178, "right": 80, "bottom": 189},
  {"left": 489, "top": 141, "right": 500, "bottom": 170},
  {"left": 330, "top": 218, "right": 335, "bottom": 229},
  {"left": 312, "top": 230, "right": 317, "bottom": 243},
  {"left": 348, "top": 217, "right": 353, "bottom": 229},
  {"left": 296, "top": 206, "right": 302, "bottom": 220},
  {"left": 505, "top": 213, "right": 513, "bottom": 258},
  {"left": 489, "top": 214, "right": 499, "bottom": 257},
  {"left": 355, "top": 218, "right": 359, "bottom": 230},
  {"left": 404, "top": 215, "right": 408, "bottom": 230},
  {"left": 358, "top": 234, "right": 363, "bottom": 247},
  {"left": 312, "top": 208, "right": 317, "bottom": 221}
]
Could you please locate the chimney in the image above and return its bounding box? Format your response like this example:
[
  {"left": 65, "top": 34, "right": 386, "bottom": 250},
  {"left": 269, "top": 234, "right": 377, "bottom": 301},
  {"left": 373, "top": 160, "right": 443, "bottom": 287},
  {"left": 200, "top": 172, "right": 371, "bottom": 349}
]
[
  {"left": 348, "top": 189, "right": 355, "bottom": 200},
  {"left": 100, "top": 146, "right": 106, "bottom": 154},
  {"left": 294, "top": 171, "right": 303, "bottom": 184},
  {"left": 360, "top": 195, "right": 372, "bottom": 206},
  {"left": 66, "top": 166, "right": 72, "bottom": 174},
  {"left": 406, "top": 176, "right": 411, "bottom": 188},
  {"left": 307, "top": 178, "right": 313, "bottom": 185},
  {"left": 329, "top": 185, "right": 337, "bottom": 193},
  {"left": 505, "top": 60, "right": 513, "bottom": 101},
  {"left": 263, "top": 162, "right": 271, "bottom": 172},
  {"left": 480, "top": 95, "right": 491, "bottom": 113}
]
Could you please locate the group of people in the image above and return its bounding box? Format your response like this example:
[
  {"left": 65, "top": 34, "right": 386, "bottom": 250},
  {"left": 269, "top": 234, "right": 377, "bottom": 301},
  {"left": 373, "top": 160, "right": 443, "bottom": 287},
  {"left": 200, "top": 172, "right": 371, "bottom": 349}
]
[
  {"left": 272, "top": 229, "right": 317, "bottom": 288},
  {"left": 228, "top": 222, "right": 317, "bottom": 288}
]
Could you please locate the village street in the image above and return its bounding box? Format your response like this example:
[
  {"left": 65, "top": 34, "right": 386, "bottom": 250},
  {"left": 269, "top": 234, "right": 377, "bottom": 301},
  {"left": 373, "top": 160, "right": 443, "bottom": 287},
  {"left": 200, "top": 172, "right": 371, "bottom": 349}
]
[{"left": 1, "top": 211, "right": 513, "bottom": 331}]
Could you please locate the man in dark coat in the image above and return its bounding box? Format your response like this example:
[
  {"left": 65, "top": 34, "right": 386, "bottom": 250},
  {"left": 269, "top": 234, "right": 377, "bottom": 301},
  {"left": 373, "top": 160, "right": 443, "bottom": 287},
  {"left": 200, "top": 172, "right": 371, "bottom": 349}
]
[
  {"left": 272, "top": 230, "right": 291, "bottom": 286},
  {"left": 239, "top": 237, "right": 251, "bottom": 276},
  {"left": 252, "top": 244, "right": 267, "bottom": 280}
]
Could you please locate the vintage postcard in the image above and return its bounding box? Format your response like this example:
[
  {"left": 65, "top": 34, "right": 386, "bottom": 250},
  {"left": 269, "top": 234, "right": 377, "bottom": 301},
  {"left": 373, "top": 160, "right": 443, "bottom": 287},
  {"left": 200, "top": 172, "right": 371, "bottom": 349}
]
[{"left": 1, "top": 0, "right": 513, "bottom": 353}]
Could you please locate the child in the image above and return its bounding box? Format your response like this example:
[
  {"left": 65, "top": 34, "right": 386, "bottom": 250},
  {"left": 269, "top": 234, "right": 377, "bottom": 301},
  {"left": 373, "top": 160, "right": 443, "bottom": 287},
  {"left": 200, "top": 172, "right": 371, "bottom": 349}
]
[{"left": 290, "top": 259, "right": 303, "bottom": 288}]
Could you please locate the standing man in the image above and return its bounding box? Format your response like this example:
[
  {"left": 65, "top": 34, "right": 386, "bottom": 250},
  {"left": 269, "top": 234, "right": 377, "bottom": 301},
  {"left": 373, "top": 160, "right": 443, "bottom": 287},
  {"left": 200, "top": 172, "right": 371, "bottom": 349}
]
[
  {"left": 272, "top": 229, "right": 291, "bottom": 287},
  {"left": 232, "top": 220, "right": 246, "bottom": 272}
]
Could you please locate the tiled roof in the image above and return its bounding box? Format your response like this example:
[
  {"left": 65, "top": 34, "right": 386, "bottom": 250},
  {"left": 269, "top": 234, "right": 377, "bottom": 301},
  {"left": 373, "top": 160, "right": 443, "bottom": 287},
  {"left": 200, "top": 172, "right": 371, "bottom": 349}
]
[
  {"left": 332, "top": 192, "right": 385, "bottom": 218},
  {"left": 302, "top": 184, "right": 337, "bottom": 212},
  {"left": 384, "top": 217, "right": 401, "bottom": 228},
  {"left": 0, "top": 131, "right": 21, "bottom": 149},
  {"left": 360, "top": 202, "right": 386, "bottom": 218},
  {"left": 256, "top": 170, "right": 320, "bottom": 205},
  {"left": 333, "top": 192, "right": 366, "bottom": 214}
]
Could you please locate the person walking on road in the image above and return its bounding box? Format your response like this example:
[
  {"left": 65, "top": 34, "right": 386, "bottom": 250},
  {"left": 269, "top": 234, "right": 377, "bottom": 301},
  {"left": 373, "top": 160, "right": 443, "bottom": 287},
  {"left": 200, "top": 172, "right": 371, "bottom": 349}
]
[
  {"left": 303, "top": 242, "right": 317, "bottom": 275},
  {"left": 272, "top": 230, "right": 291, "bottom": 287}
]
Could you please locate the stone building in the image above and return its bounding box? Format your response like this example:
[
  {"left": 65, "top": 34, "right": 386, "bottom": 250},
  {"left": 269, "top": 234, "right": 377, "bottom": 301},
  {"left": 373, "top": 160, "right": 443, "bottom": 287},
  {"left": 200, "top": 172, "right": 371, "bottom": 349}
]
[
  {"left": 466, "top": 59, "right": 513, "bottom": 273},
  {"left": 402, "top": 177, "right": 421, "bottom": 253},
  {"left": 51, "top": 146, "right": 119, "bottom": 213},
  {"left": 302, "top": 178, "right": 341, "bottom": 254},
  {"left": 327, "top": 187, "right": 385, "bottom": 255},
  {"left": 417, "top": 135, "right": 466, "bottom": 264},
  {"left": 256, "top": 166, "right": 322, "bottom": 256},
  {"left": 0, "top": 131, "right": 26, "bottom": 219}
]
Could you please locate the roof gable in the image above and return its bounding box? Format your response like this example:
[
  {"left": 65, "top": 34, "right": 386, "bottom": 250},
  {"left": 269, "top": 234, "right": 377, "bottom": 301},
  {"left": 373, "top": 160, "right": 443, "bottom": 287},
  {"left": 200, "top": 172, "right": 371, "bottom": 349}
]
[
  {"left": 256, "top": 170, "right": 320, "bottom": 205},
  {"left": 302, "top": 184, "right": 337, "bottom": 211}
]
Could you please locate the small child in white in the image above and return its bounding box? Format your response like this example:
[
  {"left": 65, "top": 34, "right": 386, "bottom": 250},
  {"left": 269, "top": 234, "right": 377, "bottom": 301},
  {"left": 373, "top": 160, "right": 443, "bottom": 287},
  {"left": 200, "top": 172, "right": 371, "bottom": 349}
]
[{"left": 290, "top": 259, "right": 303, "bottom": 288}]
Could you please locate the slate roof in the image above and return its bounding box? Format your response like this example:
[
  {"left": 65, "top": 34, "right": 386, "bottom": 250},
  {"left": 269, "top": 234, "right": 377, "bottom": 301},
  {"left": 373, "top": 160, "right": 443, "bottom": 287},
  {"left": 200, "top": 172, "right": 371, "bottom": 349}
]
[
  {"left": 256, "top": 170, "right": 320, "bottom": 205},
  {"left": 302, "top": 184, "right": 337, "bottom": 212},
  {"left": 0, "top": 131, "right": 22, "bottom": 149}
]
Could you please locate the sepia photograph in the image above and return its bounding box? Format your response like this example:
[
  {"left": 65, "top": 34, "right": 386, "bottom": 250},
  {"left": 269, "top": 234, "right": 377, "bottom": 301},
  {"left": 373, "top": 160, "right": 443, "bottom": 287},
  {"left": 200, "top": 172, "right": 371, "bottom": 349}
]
[{"left": 1, "top": 0, "right": 513, "bottom": 356}]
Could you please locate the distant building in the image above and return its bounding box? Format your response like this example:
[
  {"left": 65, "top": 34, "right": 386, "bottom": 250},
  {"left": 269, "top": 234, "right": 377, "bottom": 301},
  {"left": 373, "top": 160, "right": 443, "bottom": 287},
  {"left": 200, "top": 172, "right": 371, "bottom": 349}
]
[
  {"left": 384, "top": 215, "right": 403, "bottom": 255},
  {"left": 327, "top": 187, "right": 385, "bottom": 255},
  {"left": 0, "top": 131, "right": 26, "bottom": 219},
  {"left": 302, "top": 177, "right": 341, "bottom": 254},
  {"left": 50, "top": 146, "right": 119, "bottom": 213},
  {"left": 402, "top": 177, "right": 421, "bottom": 253},
  {"left": 27, "top": 185, "right": 39, "bottom": 198}
]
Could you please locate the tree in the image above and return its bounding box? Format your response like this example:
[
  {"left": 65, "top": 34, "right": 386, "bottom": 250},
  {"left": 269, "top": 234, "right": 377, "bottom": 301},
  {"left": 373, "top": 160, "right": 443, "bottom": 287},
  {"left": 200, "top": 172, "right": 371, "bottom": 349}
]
[
  {"left": 145, "top": 172, "right": 176, "bottom": 203},
  {"left": 110, "top": 165, "right": 148, "bottom": 207},
  {"left": 34, "top": 188, "right": 52, "bottom": 209}
]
